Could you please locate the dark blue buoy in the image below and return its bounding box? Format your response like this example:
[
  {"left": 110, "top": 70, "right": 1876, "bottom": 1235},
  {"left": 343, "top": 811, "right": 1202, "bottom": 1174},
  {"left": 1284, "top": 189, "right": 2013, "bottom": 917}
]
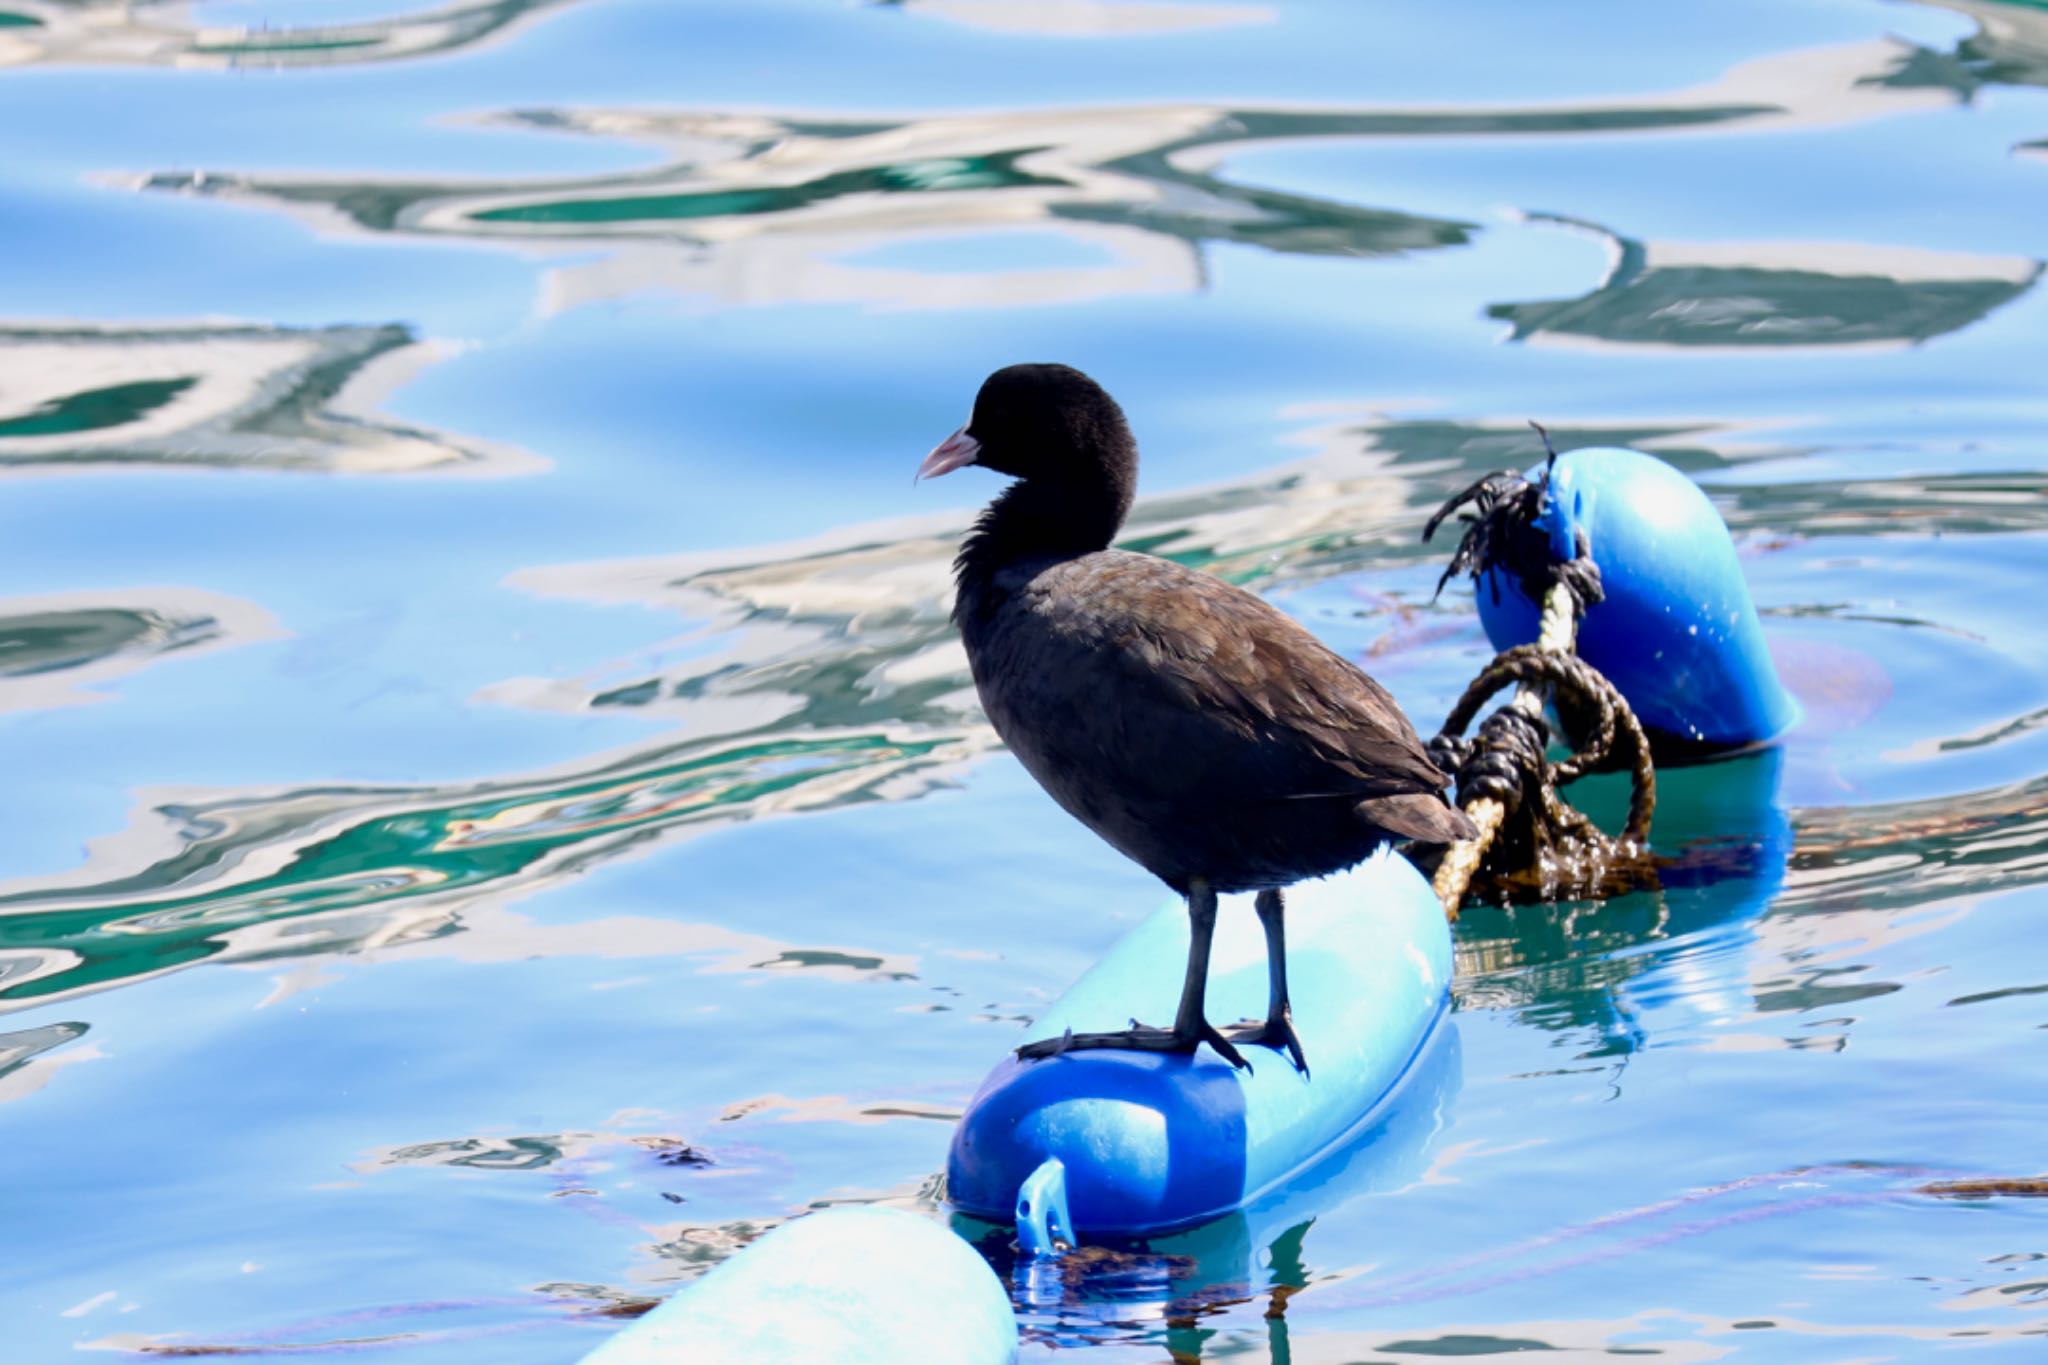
[
  {"left": 1471, "top": 447, "right": 1798, "bottom": 755},
  {"left": 968, "top": 1021, "right": 1463, "bottom": 1346},
  {"left": 948, "top": 849, "right": 1450, "bottom": 1238}
]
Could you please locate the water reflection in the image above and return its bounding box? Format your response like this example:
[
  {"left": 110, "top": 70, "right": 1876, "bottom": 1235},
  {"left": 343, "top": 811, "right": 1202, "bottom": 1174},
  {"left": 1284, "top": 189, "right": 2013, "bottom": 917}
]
[
  {"left": 1453, "top": 747, "right": 1793, "bottom": 1058},
  {"left": 4, "top": 0, "right": 2045, "bottom": 1358},
  {"left": 0, "top": 1019, "right": 91, "bottom": 1102},
  {"left": 1877, "top": 0, "right": 2048, "bottom": 99},
  {"left": 1054, "top": 1301, "right": 2048, "bottom": 1363},
  {"left": 119, "top": 26, "right": 2023, "bottom": 320},
  {"left": 0, "top": 0, "right": 577, "bottom": 70},
  {"left": 0, "top": 735, "right": 941, "bottom": 1012},
  {"left": 1491, "top": 215, "right": 2040, "bottom": 350},
  {"left": 0, "top": 322, "right": 544, "bottom": 475},
  {"left": 1780, "top": 773, "right": 2048, "bottom": 915},
  {"left": 371, "top": 1129, "right": 714, "bottom": 1174},
  {"left": 882, "top": 0, "right": 1274, "bottom": 35},
  {"left": 0, "top": 586, "right": 281, "bottom": 712},
  {"left": 141, "top": 102, "right": 1509, "bottom": 310},
  {"left": 1713, "top": 470, "right": 2048, "bottom": 539},
  {"left": 78, "top": 6, "right": 2042, "bottom": 346},
  {"left": 1455, "top": 764, "right": 2048, "bottom": 1069}
]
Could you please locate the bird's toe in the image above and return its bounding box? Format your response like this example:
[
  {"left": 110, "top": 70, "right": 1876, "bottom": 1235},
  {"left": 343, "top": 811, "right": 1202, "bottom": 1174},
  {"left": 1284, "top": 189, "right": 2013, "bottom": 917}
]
[{"left": 1228, "top": 1015, "right": 1309, "bottom": 1077}]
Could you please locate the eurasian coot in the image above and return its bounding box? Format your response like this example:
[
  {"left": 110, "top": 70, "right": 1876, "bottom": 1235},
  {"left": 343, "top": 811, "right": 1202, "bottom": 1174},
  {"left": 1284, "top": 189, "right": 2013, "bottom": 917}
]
[{"left": 920, "top": 364, "right": 1473, "bottom": 1073}]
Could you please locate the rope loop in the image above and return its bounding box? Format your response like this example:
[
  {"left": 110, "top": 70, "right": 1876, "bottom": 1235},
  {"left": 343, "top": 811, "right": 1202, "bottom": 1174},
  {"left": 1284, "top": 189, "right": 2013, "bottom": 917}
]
[
  {"left": 1435, "top": 644, "right": 1654, "bottom": 847},
  {"left": 1428, "top": 625, "right": 1659, "bottom": 912}
]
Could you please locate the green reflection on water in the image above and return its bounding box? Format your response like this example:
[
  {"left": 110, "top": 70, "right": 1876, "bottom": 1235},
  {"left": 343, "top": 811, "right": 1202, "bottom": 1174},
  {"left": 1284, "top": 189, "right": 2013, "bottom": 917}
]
[
  {"left": 193, "top": 35, "right": 383, "bottom": 56},
  {"left": 0, "top": 731, "right": 947, "bottom": 1008},
  {"left": 0, "top": 376, "right": 195, "bottom": 438},
  {"left": 137, "top": 98, "right": 1785, "bottom": 273},
  {"left": 1490, "top": 217, "right": 2041, "bottom": 349},
  {"left": 0, "top": 609, "right": 181, "bottom": 679},
  {"left": 1871, "top": 0, "right": 2048, "bottom": 97},
  {"left": 0, "top": 323, "right": 538, "bottom": 474},
  {"left": 472, "top": 149, "right": 1066, "bottom": 226},
  {"left": 1493, "top": 264, "right": 2039, "bottom": 348},
  {"left": 0, "top": 1021, "right": 85, "bottom": 1083}
]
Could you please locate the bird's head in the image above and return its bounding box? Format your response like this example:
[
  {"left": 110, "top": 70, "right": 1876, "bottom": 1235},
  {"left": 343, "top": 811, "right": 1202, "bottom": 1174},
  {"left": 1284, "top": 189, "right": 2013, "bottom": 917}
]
[{"left": 917, "top": 364, "right": 1137, "bottom": 505}]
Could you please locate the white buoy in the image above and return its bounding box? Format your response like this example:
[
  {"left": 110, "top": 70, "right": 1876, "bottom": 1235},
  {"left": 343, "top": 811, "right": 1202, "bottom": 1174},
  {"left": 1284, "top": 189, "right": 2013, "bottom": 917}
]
[{"left": 578, "top": 1206, "right": 1017, "bottom": 1364}]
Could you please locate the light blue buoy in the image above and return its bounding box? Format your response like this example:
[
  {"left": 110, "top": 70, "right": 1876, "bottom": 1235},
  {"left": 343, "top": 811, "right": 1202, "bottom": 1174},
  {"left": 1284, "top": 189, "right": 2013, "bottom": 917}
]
[
  {"left": 1472, "top": 447, "right": 1798, "bottom": 755},
  {"left": 948, "top": 848, "right": 1451, "bottom": 1237},
  {"left": 578, "top": 1206, "right": 1017, "bottom": 1365}
]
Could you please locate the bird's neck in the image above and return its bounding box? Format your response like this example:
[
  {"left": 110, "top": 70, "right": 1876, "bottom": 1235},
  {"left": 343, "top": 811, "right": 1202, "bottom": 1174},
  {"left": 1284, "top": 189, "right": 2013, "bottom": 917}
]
[{"left": 954, "top": 477, "right": 1130, "bottom": 606}]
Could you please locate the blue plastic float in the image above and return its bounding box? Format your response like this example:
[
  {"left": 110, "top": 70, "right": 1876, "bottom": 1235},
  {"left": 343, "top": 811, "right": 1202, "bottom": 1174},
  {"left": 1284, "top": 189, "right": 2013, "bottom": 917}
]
[
  {"left": 981, "top": 1021, "right": 1462, "bottom": 1341},
  {"left": 948, "top": 847, "right": 1452, "bottom": 1238},
  {"left": 577, "top": 1206, "right": 1018, "bottom": 1365},
  {"left": 1474, "top": 447, "right": 1798, "bottom": 754}
]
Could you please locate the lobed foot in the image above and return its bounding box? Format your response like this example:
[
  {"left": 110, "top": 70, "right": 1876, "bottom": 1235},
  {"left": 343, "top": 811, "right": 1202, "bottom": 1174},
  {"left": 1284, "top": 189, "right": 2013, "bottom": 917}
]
[
  {"left": 1017, "top": 1021, "right": 1251, "bottom": 1071},
  {"left": 1228, "top": 1014, "right": 1309, "bottom": 1077}
]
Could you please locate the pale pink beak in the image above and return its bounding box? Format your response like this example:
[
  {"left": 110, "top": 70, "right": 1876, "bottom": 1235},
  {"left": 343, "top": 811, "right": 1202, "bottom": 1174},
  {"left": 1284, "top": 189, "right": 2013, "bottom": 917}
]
[{"left": 917, "top": 426, "right": 980, "bottom": 482}]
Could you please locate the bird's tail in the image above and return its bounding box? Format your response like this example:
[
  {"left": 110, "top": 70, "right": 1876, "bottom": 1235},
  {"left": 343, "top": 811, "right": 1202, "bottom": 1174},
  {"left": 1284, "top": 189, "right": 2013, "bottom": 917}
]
[{"left": 1357, "top": 792, "right": 1479, "bottom": 845}]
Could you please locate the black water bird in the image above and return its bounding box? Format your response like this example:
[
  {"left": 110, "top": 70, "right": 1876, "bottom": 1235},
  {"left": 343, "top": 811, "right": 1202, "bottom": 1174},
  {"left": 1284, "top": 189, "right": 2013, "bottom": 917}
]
[{"left": 920, "top": 364, "right": 1475, "bottom": 1073}]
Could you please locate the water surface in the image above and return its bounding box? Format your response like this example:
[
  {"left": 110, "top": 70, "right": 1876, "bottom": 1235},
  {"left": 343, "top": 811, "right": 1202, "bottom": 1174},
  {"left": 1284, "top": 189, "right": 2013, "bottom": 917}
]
[{"left": 3, "top": 0, "right": 2046, "bottom": 1359}]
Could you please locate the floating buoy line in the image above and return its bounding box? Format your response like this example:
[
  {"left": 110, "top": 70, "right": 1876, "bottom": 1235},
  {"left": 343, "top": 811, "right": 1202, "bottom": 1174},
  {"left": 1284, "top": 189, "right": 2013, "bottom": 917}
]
[
  {"left": 583, "top": 432, "right": 1828, "bottom": 1362},
  {"left": 1418, "top": 429, "right": 1801, "bottom": 914}
]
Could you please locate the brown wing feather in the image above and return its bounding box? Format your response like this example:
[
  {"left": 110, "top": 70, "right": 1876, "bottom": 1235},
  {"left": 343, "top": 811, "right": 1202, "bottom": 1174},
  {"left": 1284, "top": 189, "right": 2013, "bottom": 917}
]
[{"left": 1014, "top": 551, "right": 1450, "bottom": 801}]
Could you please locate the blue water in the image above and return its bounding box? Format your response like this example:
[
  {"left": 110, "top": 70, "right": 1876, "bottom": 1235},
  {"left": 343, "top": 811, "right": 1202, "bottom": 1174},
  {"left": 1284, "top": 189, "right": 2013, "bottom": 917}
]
[{"left": 3, "top": 0, "right": 2046, "bottom": 1359}]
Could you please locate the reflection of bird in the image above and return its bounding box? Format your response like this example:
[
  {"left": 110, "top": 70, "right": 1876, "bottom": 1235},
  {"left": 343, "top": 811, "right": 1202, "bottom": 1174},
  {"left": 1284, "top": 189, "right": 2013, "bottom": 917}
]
[{"left": 920, "top": 364, "right": 1474, "bottom": 1073}]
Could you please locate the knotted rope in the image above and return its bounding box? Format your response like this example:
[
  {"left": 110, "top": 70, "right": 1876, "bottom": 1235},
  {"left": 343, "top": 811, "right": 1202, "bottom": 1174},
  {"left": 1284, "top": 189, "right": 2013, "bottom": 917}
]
[{"left": 1422, "top": 433, "right": 1660, "bottom": 916}]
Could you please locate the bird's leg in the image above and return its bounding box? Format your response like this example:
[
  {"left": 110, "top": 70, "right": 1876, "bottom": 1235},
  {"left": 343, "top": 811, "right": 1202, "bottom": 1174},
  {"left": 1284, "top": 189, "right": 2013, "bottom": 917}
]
[
  {"left": 1016, "top": 881, "right": 1250, "bottom": 1070},
  {"left": 1170, "top": 882, "right": 1250, "bottom": 1068},
  {"left": 1228, "top": 889, "right": 1309, "bottom": 1075}
]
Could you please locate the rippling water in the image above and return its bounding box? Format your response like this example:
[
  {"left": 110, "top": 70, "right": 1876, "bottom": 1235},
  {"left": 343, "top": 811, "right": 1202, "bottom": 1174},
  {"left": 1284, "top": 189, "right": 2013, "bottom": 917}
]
[{"left": 4, "top": 0, "right": 2046, "bottom": 1359}]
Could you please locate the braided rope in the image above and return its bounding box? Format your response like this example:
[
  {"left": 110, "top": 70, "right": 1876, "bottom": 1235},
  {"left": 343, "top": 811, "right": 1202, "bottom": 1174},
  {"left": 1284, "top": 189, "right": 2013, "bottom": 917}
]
[{"left": 1430, "top": 587, "right": 1657, "bottom": 916}]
